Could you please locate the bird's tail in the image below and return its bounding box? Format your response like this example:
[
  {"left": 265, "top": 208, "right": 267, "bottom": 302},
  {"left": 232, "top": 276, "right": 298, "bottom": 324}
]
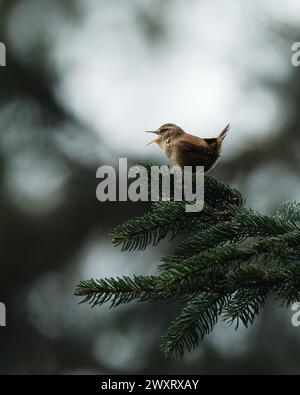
[{"left": 217, "top": 123, "right": 230, "bottom": 141}]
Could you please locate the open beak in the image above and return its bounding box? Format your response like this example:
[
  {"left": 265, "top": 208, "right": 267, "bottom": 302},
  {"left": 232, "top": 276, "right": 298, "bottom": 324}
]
[{"left": 145, "top": 130, "right": 159, "bottom": 145}]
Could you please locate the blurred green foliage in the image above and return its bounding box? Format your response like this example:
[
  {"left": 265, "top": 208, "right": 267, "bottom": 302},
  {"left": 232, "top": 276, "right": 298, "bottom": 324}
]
[{"left": 1, "top": 0, "right": 300, "bottom": 374}]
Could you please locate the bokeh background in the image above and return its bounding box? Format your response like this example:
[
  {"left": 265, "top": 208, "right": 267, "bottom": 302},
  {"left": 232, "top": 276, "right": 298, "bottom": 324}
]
[{"left": 1, "top": 0, "right": 300, "bottom": 374}]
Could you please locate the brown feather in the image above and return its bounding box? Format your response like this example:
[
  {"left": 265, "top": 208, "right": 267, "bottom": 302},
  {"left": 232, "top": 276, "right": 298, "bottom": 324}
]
[
  {"left": 171, "top": 133, "right": 220, "bottom": 172},
  {"left": 147, "top": 123, "right": 230, "bottom": 173}
]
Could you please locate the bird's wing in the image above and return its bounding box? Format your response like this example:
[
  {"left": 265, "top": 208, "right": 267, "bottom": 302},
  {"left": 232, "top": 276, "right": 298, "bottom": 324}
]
[{"left": 174, "top": 135, "right": 219, "bottom": 170}]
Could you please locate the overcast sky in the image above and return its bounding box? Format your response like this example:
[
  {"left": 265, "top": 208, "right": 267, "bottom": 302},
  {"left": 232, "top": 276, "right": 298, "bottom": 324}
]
[{"left": 52, "top": 0, "right": 300, "bottom": 159}]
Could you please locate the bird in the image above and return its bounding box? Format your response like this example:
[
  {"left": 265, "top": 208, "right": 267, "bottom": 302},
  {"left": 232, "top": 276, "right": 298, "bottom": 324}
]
[{"left": 146, "top": 123, "right": 230, "bottom": 173}]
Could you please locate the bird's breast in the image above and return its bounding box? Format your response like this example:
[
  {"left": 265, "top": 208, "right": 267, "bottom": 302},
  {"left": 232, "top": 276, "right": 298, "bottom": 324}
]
[{"left": 159, "top": 140, "right": 178, "bottom": 163}]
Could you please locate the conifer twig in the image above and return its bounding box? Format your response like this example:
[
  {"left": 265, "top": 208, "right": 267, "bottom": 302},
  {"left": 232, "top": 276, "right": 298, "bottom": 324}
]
[{"left": 76, "top": 163, "right": 300, "bottom": 357}]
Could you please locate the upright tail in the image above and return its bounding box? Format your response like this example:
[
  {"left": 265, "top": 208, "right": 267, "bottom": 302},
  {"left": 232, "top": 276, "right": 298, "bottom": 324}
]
[{"left": 217, "top": 123, "right": 230, "bottom": 141}]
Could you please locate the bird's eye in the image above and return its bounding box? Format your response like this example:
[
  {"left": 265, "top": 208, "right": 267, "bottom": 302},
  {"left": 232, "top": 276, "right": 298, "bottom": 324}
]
[{"left": 160, "top": 128, "right": 167, "bottom": 133}]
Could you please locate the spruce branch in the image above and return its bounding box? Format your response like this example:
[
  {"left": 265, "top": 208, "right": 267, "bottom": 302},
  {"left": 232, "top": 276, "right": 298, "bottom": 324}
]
[
  {"left": 161, "top": 207, "right": 298, "bottom": 265},
  {"left": 76, "top": 162, "right": 300, "bottom": 357},
  {"left": 161, "top": 293, "right": 229, "bottom": 358}
]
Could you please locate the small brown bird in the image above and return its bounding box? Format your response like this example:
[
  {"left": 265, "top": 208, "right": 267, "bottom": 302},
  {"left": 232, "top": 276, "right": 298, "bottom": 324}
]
[{"left": 146, "top": 123, "right": 230, "bottom": 173}]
